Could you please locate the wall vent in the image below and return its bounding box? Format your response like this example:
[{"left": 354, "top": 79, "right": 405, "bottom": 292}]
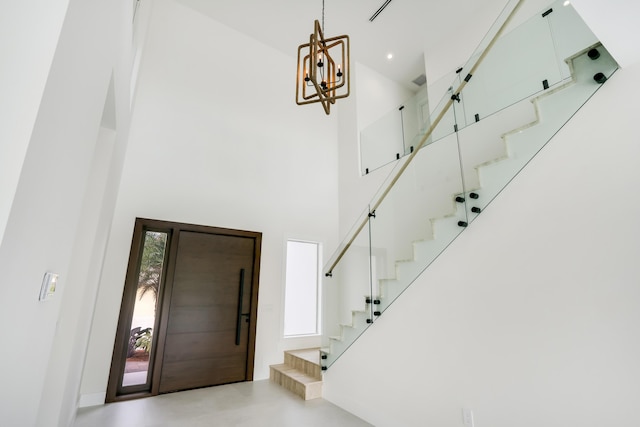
[{"left": 412, "top": 74, "right": 427, "bottom": 86}]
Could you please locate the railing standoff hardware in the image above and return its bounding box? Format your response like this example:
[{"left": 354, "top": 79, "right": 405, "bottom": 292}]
[{"left": 594, "top": 72, "right": 607, "bottom": 84}]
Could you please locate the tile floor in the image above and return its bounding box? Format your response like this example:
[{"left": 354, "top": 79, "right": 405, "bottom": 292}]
[{"left": 73, "top": 380, "right": 372, "bottom": 427}]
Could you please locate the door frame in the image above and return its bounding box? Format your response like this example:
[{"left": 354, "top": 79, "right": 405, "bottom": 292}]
[{"left": 105, "top": 218, "right": 262, "bottom": 402}]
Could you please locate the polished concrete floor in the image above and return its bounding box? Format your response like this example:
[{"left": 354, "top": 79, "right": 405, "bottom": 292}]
[{"left": 73, "top": 380, "right": 372, "bottom": 427}]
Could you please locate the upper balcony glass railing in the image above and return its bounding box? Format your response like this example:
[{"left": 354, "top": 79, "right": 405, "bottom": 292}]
[
  {"left": 321, "top": 0, "right": 618, "bottom": 369},
  {"left": 359, "top": 0, "right": 599, "bottom": 176}
]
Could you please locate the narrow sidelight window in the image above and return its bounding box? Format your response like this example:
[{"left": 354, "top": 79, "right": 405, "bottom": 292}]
[
  {"left": 283, "top": 240, "right": 321, "bottom": 337},
  {"left": 121, "top": 230, "right": 168, "bottom": 388}
]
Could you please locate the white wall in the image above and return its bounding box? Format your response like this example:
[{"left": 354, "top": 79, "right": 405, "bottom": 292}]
[
  {"left": 572, "top": 0, "right": 640, "bottom": 67},
  {"left": 0, "top": 1, "right": 132, "bottom": 426},
  {"left": 0, "top": 1, "right": 69, "bottom": 247},
  {"left": 79, "top": 0, "right": 339, "bottom": 400},
  {"left": 323, "top": 59, "right": 640, "bottom": 426}
]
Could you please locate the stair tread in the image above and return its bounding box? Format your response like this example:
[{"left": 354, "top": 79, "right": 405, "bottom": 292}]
[{"left": 285, "top": 348, "right": 320, "bottom": 365}]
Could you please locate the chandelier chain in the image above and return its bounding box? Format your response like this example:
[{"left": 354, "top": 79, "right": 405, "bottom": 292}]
[{"left": 322, "top": 0, "right": 325, "bottom": 33}]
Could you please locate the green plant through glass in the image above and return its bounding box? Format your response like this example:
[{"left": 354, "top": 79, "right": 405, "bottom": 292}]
[{"left": 122, "top": 230, "right": 167, "bottom": 388}]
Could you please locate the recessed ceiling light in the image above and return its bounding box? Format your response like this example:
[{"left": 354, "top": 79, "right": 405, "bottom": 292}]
[
  {"left": 563, "top": 1, "right": 570, "bottom": 5},
  {"left": 387, "top": 53, "right": 393, "bottom": 60}
]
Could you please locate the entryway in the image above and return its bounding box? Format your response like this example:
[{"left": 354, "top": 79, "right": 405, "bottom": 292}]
[{"left": 106, "top": 218, "right": 261, "bottom": 402}]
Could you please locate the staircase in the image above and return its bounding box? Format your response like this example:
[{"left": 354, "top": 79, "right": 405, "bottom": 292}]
[
  {"left": 363, "top": 41, "right": 618, "bottom": 324},
  {"left": 319, "top": 1, "right": 619, "bottom": 370},
  {"left": 269, "top": 349, "right": 323, "bottom": 400}
]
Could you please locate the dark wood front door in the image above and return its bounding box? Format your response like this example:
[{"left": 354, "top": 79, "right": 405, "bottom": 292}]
[
  {"left": 159, "top": 231, "right": 257, "bottom": 393},
  {"left": 106, "top": 219, "right": 261, "bottom": 402}
]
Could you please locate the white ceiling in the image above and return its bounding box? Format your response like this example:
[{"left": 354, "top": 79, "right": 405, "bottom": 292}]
[
  {"left": 174, "top": 0, "right": 638, "bottom": 91},
  {"left": 174, "top": 0, "right": 520, "bottom": 91}
]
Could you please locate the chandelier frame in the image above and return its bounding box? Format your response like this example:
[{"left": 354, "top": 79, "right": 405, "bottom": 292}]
[{"left": 296, "top": 20, "right": 350, "bottom": 115}]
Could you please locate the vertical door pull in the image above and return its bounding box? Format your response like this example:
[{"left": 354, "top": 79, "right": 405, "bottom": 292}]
[{"left": 235, "top": 268, "right": 250, "bottom": 345}]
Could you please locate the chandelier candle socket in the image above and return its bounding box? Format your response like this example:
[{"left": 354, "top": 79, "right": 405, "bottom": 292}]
[{"left": 296, "top": 20, "right": 350, "bottom": 115}]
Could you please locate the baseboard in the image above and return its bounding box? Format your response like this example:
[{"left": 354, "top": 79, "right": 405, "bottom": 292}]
[{"left": 78, "top": 392, "right": 106, "bottom": 408}]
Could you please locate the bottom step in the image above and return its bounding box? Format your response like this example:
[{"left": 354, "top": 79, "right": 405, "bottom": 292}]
[{"left": 269, "top": 349, "right": 323, "bottom": 400}]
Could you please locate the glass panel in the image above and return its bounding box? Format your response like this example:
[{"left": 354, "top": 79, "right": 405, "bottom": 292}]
[
  {"left": 425, "top": 86, "right": 457, "bottom": 145},
  {"left": 459, "top": 10, "right": 562, "bottom": 127},
  {"left": 283, "top": 240, "right": 320, "bottom": 337},
  {"left": 321, "top": 206, "right": 373, "bottom": 368},
  {"left": 546, "top": 1, "right": 598, "bottom": 80},
  {"left": 360, "top": 109, "right": 404, "bottom": 175},
  {"left": 360, "top": 88, "right": 430, "bottom": 174},
  {"left": 400, "top": 91, "right": 427, "bottom": 156},
  {"left": 122, "top": 230, "right": 167, "bottom": 388},
  {"left": 460, "top": 43, "right": 617, "bottom": 222},
  {"left": 457, "top": 1, "right": 614, "bottom": 223},
  {"left": 456, "top": 0, "right": 523, "bottom": 75},
  {"left": 370, "top": 111, "right": 466, "bottom": 314}
]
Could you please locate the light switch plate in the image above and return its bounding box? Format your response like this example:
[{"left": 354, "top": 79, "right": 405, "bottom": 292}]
[
  {"left": 39, "top": 272, "right": 58, "bottom": 301},
  {"left": 463, "top": 408, "right": 474, "bottom": 427}
]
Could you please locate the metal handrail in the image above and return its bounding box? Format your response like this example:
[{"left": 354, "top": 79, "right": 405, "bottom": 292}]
[{"left": 324, "top": 0, "right": 525, "bottom": 276}]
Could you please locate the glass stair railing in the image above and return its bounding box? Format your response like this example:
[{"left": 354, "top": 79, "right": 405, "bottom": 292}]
[{"left": 320, "top": 0, "right": 618, "bottom": 370}]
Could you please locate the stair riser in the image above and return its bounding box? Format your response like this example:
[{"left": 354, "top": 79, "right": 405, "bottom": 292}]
[
  {"left": 284, "top": 352, "right": 321, "bottom": 380},
  {"left": 269, "top": 366, "right": 323, "bottom": 400}
]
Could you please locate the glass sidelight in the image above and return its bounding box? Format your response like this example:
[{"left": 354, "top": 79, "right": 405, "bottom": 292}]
[
  {"left": 121, "top": 230, "right": 168, "bottom": 388},
  {"left": 106, "top": 222, "right": 172, "bottom": 400}
]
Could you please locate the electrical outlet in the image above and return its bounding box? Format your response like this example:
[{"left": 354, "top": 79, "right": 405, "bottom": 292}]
[{"left": 462, "top": 408, "right": 474, "bottom": 427}]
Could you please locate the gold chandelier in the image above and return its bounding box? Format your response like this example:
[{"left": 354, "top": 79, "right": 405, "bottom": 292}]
[{"left": 296, "top": 2, "right": 350, "bottom": 115}]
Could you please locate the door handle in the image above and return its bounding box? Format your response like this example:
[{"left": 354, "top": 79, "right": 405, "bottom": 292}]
[{"left": 236, "top": 268, "right": 250, "bottom": 345}]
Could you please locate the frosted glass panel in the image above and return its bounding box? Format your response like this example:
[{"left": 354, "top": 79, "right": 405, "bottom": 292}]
[{"left": 284, "top": 240, "right": 320, "bottom": 336}]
